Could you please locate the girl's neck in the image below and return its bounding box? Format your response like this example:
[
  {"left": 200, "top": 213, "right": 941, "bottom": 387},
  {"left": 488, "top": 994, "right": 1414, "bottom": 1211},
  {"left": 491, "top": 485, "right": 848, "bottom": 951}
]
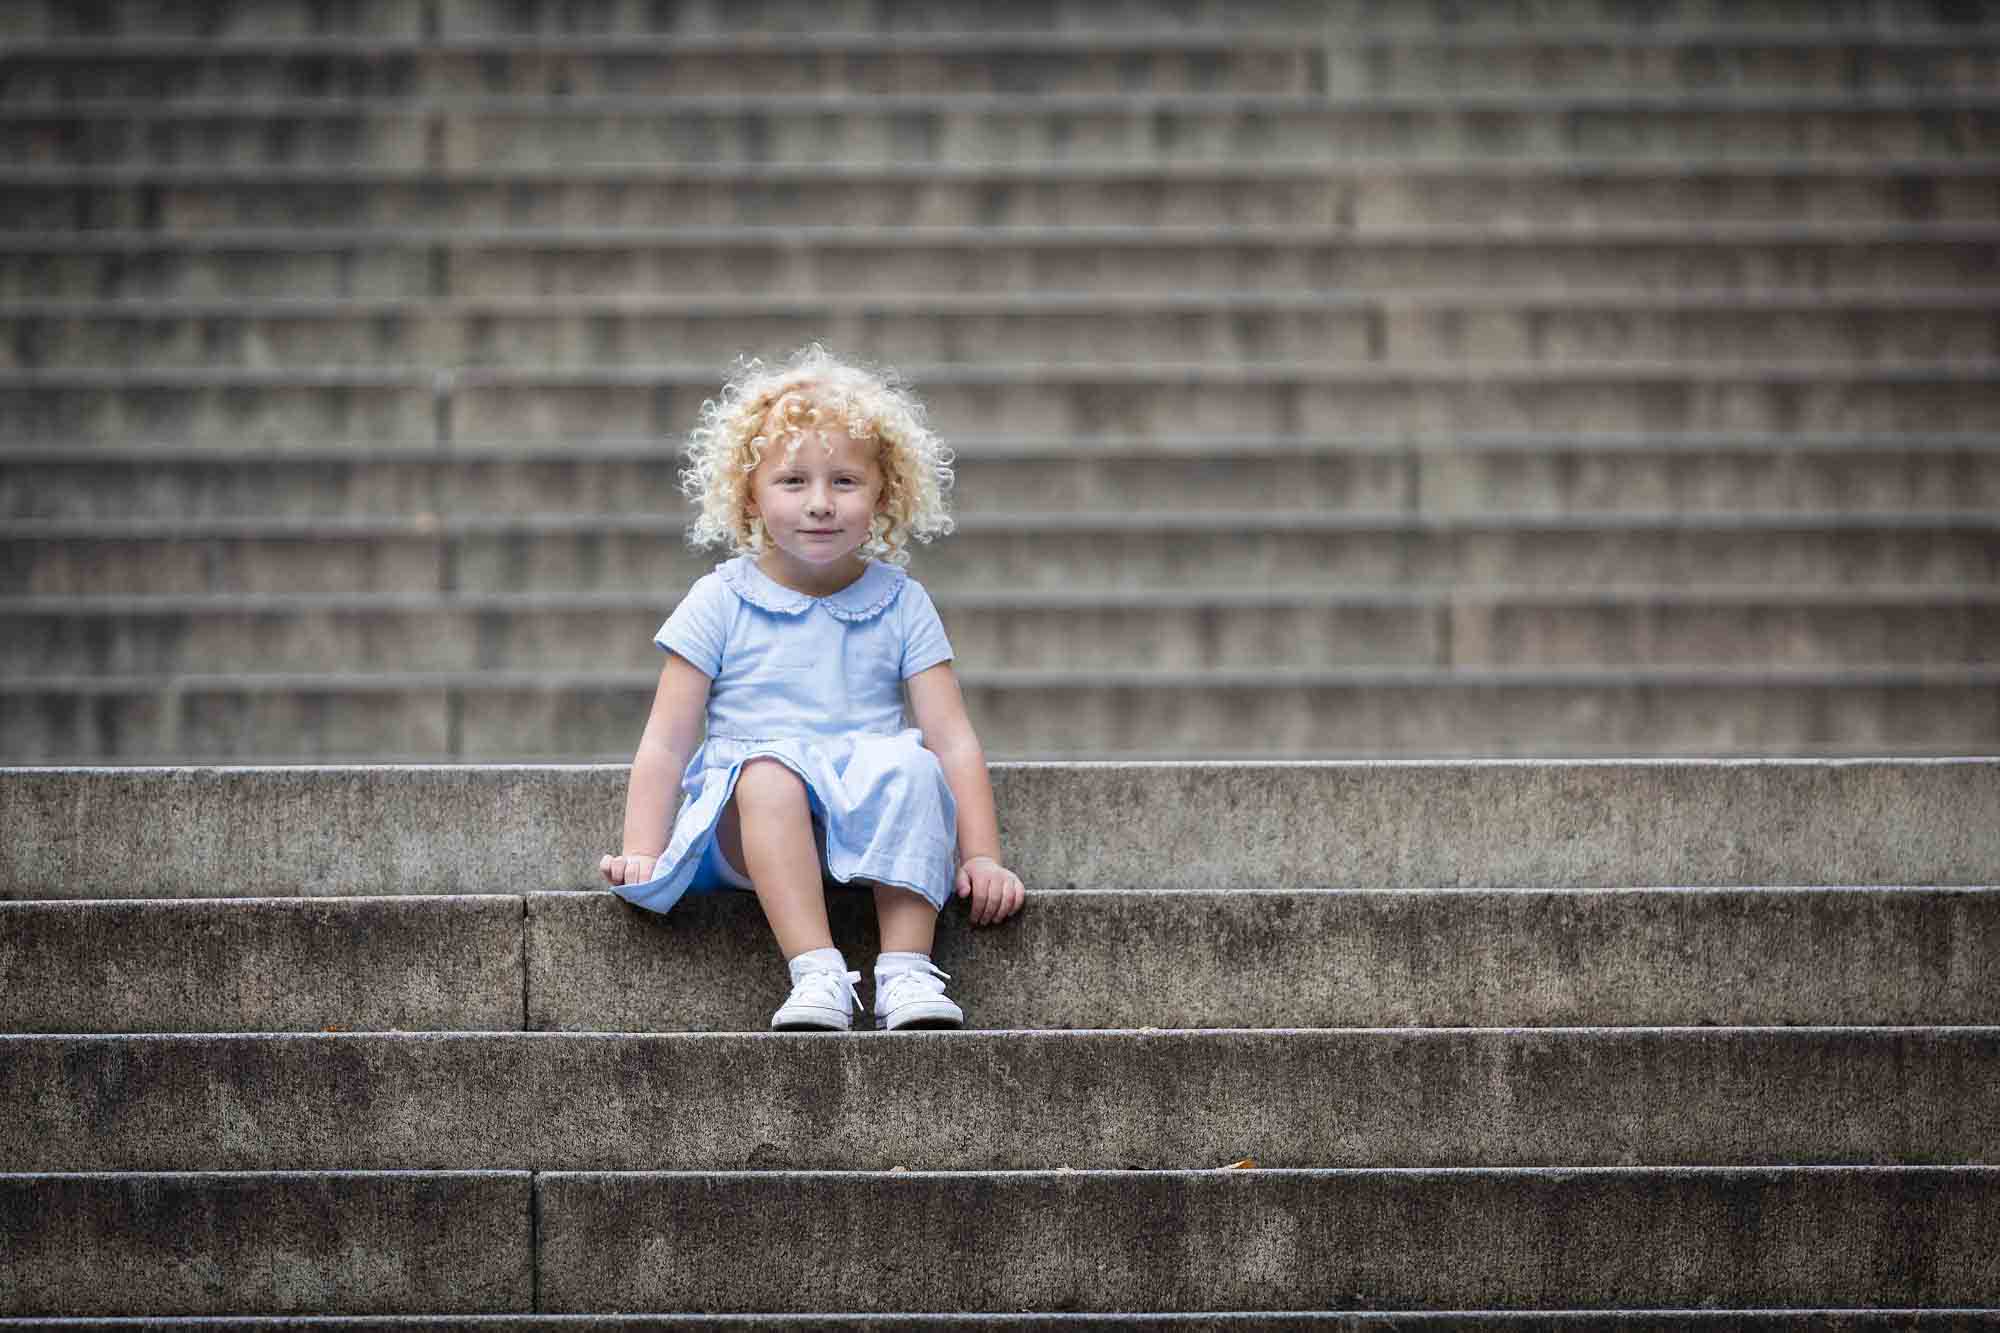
[{"left": 754, "top": 550, "right": 870, "bottom": 599}]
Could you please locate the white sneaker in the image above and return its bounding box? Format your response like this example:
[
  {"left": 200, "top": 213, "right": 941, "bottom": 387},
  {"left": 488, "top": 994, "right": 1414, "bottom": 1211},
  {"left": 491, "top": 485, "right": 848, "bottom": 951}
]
[
  {"left": 771, "top": 966, "right": 860, "bottom": 1031},
  {"left": 874, "top": 959, "right": 964, "bottom": 1031}
]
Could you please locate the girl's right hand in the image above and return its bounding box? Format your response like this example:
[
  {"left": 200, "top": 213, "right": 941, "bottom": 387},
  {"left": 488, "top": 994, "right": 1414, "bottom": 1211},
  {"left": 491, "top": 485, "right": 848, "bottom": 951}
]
[{"left": 600, "top": 853, "right": 659, "bottom": 887}]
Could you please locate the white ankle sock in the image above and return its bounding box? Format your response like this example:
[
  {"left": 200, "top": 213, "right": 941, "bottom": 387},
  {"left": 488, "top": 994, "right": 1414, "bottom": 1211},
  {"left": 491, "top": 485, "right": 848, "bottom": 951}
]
[
  {"left": 789, "top": 946, "right": 848, "bottom": 981},
  {"left": 875, "top": 950, "right": 931, "bottom": 978}
]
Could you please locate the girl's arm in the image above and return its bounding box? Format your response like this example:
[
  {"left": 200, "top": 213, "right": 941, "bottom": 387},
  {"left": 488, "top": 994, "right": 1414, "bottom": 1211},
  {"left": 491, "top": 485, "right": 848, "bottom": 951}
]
[
  {"left": 602, "top": 653, "right": 711, "bottom": 887},
  {"left": 906, "top": 661, "right": 1025, "bottom": 924}
]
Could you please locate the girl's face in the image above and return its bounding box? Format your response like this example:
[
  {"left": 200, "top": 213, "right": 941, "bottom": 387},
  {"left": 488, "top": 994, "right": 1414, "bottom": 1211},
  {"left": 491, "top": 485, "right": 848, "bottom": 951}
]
[{"left": 746, "top": 421, "right": 885, "bottom": 586}]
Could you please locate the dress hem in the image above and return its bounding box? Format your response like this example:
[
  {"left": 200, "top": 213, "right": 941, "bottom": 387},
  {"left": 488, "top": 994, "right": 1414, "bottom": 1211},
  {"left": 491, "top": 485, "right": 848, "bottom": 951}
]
[{"left": 614, "top": 736, "right": 956, "bottom": 916}]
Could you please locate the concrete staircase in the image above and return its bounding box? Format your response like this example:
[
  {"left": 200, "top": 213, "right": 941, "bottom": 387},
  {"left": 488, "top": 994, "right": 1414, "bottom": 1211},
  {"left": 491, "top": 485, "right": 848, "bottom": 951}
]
[
  {"left": 4, "top": 0, "right": 1998, "bottom": 761},
  {"left": 3, "top": 759, "right": 1997, "bottom": 1321}
]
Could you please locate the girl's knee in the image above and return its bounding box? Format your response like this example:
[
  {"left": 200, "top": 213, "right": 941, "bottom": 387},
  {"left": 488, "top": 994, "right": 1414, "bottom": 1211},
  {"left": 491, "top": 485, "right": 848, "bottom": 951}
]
[{"left": 734, "top": 757, "right": 807, "bottom": 815}]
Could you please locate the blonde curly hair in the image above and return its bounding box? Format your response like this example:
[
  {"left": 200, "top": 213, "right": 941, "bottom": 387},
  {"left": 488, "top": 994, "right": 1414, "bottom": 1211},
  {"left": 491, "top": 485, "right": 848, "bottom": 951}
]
[{"left": 679, "top": 344, "right": 955, "bottom": 567}]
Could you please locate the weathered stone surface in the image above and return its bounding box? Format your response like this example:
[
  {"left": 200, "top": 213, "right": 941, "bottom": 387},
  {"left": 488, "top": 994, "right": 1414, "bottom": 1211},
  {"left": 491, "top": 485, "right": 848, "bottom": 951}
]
[
  {"left": 13, "top": 516, "right": 1993, "bottom": 599},
  {"left": 19, "top": 302, "right": 1999, "bottom": 375},
  {"left": 0, "top": 1171, "right": 530, "bottom": 1315},
  {"left": 5, "top": 761, "right": 1996, "bottom": 900},
  {"left": 0, "top": 895, "right": 522, "bottom": 1033},
  {"left": 989, "top": 759, "right": 2000, "bottom": 892},
  {"left": 15, "top": 673, "right": 1998, "bottom": 762},
  {"left": 0, "top": 765, "right": 617, "bottom": 900},
  {"left": 7, "top": 1029, "right": 1995, "bottom": 1173},
  {"left": 534, "top": 1167, "right": 2000, "bottom": 1312},
  {"left": 0, "top": 1314, "right": 1992, "bottom": 1330},
  {"left": 530, "top": 886, "right": 2000, "bottom": 1031},
  {"left": 18, "top": 162, "right": 1999, "bottom": 235},
  {"left": 11, "top": 884, "right": 1992, "bottom": 1036},
  {"left": 8, "top": 441, "right": 1991, "bottom": 524}
]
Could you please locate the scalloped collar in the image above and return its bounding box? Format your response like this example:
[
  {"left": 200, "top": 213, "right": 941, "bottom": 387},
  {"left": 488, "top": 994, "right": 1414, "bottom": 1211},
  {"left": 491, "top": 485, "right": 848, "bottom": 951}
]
[{"left": 717, "top": 556, "right": 907, "bottom": 623}]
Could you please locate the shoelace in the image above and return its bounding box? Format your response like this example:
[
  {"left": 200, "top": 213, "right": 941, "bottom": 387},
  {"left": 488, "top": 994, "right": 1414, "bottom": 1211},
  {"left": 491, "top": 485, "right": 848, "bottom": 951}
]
[
  {"left": 876, "top": 960, "right": 950, "bottom": 1010},
  {"left": 791, "top": 967, "right": 862, "bottom": 1011}
]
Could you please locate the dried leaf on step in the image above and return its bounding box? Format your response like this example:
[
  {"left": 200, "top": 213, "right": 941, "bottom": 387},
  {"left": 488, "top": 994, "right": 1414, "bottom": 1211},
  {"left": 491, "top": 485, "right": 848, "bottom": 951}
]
[{"left": 1219, "top": 1157, "right": 1257, "bottom": 1170}]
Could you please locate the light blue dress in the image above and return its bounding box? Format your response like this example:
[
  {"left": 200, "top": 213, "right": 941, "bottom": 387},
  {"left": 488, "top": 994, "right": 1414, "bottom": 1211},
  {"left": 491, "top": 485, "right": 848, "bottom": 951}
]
[{"left": 613, "top": 555, "right": 961, "bottom": 915}]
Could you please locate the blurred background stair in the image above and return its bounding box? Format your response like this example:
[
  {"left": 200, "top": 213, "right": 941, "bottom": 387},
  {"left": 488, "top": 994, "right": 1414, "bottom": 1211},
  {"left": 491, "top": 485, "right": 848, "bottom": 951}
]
[{"left": 3, "top": 0, "right": 1997, "bottom": 760}]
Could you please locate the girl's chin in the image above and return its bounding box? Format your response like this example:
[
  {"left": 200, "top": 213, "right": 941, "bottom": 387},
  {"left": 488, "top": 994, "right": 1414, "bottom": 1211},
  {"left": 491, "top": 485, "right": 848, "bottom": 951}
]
[{"left": 769, "top": 543, "right": 863, "bottom": 568}]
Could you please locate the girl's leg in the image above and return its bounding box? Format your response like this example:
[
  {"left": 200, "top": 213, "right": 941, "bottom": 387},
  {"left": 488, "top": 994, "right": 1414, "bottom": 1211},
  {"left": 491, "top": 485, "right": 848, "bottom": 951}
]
[
  {"left": 873, "top": 882, "right": 938, "bottom": 955},
  {"left": 871, "top": 882, "right": 960, "bottom": 1030},
  {"left": 722, "top": 758, "right": 833, "bottom": 958}
]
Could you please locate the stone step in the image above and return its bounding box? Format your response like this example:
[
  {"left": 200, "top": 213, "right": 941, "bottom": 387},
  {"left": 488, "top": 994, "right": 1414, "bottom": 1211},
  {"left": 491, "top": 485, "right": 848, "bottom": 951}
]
[
  {"left": 6, "top": 889, "right": 1994, "bottom": 1032},
  {"left": 0, "top": 443, "right": 1413, "bottom": 517},
  {"left": 8, "top": 223, "right": 1993, "bottom": 302},
  {"left": 0, "top": 1170, "right": 531, "bottom": 1316},
  {"left": 448, "top": 0, "right": 2000, "bottom": 33},
  {"left": 520, "top": 0, "right": 2000, "bottom": 31},
  {"left": 7, "top": 438, "right": 1993, "bottom": 520},
  {"left": 12, "top": 0, "right": 1999, "bottom": 38},
  {"left": 8, "top": 666, "right": 1996, "bottom": 761},
  {"left": 2, "top": 1164, "right": 1993, "bottom": 1318},
  {"left": 539, "top": 1167, "right": 2000, "bottom": 1312},
  {"left": 7, "top": 514, "right": 1991, "bottom": 597},
  {"left": 1334, "top": 36, "right": 2000, "bottom": 94},
  {"left": 6, "top": 588, "right": 1994, "bottom": 676},
  {"left": 10, "top": 292, "right": 1999, "bottom": 369},
  {"left": 6, "top": 96, "right": 1999, "bottom": 170},
  {"left": 0, "top": 895, "right": 524, "bottom": 1034},
  {"left": 12, "top": 161, "right": 1998, "bottom": 230},
  {"left": 0, "top": 1313, "right": 1982, "bottom": 1327},
  {"left": 6, "top": 363, "right": 2000, "bottom": 446},
  {"left": 0, "top": 163, "right": 1368, "bottom": 231},
  {"left": 0, "top": 39, "right": 1314, "bottom": 100},
  {"left": 7, "top": 1166, "right": 1992, "bottom": 1315},
  {"left": 1418, "top": 436, "right": 2000, "bottom": 514},
  {"left": 8, "top": 761, "right": 1989, "bottom": 900},
  {"left": 8, "top": 35, "right": 1998, "bottom": 99},
  {"left": 543, "top": 886, "right": 2000, "bottom": 1031},
  {"left": 7, "top": 1029, "right": 1997, "bottom": 1172},
  {"left": 0, "top": 1, "right": 419, "bottom": 39}
]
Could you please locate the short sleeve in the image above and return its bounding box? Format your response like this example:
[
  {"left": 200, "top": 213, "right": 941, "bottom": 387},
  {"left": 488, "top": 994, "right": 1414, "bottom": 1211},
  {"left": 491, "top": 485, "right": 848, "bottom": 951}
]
[
  {"left": 898, "top": 577, "right": 955, "bottom": 679},
  {"left": 654, "top": 572, "right": 730, "bottom": 678}
]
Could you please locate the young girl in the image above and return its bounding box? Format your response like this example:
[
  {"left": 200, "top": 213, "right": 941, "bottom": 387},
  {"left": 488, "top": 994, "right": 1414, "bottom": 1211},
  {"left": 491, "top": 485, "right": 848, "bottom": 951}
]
[{"left": 598, "top": 344, "right": 1026, "bottom": 1031}]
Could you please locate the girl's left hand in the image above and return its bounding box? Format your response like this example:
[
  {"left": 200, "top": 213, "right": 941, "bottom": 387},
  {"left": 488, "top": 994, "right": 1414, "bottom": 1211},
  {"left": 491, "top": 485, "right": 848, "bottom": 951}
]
[
  {"left": 600, "top": 852, "right": 658, "bottom": 887},
  {"left": 957, "top": 855, "right": 1025, "bottom": 925}
]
